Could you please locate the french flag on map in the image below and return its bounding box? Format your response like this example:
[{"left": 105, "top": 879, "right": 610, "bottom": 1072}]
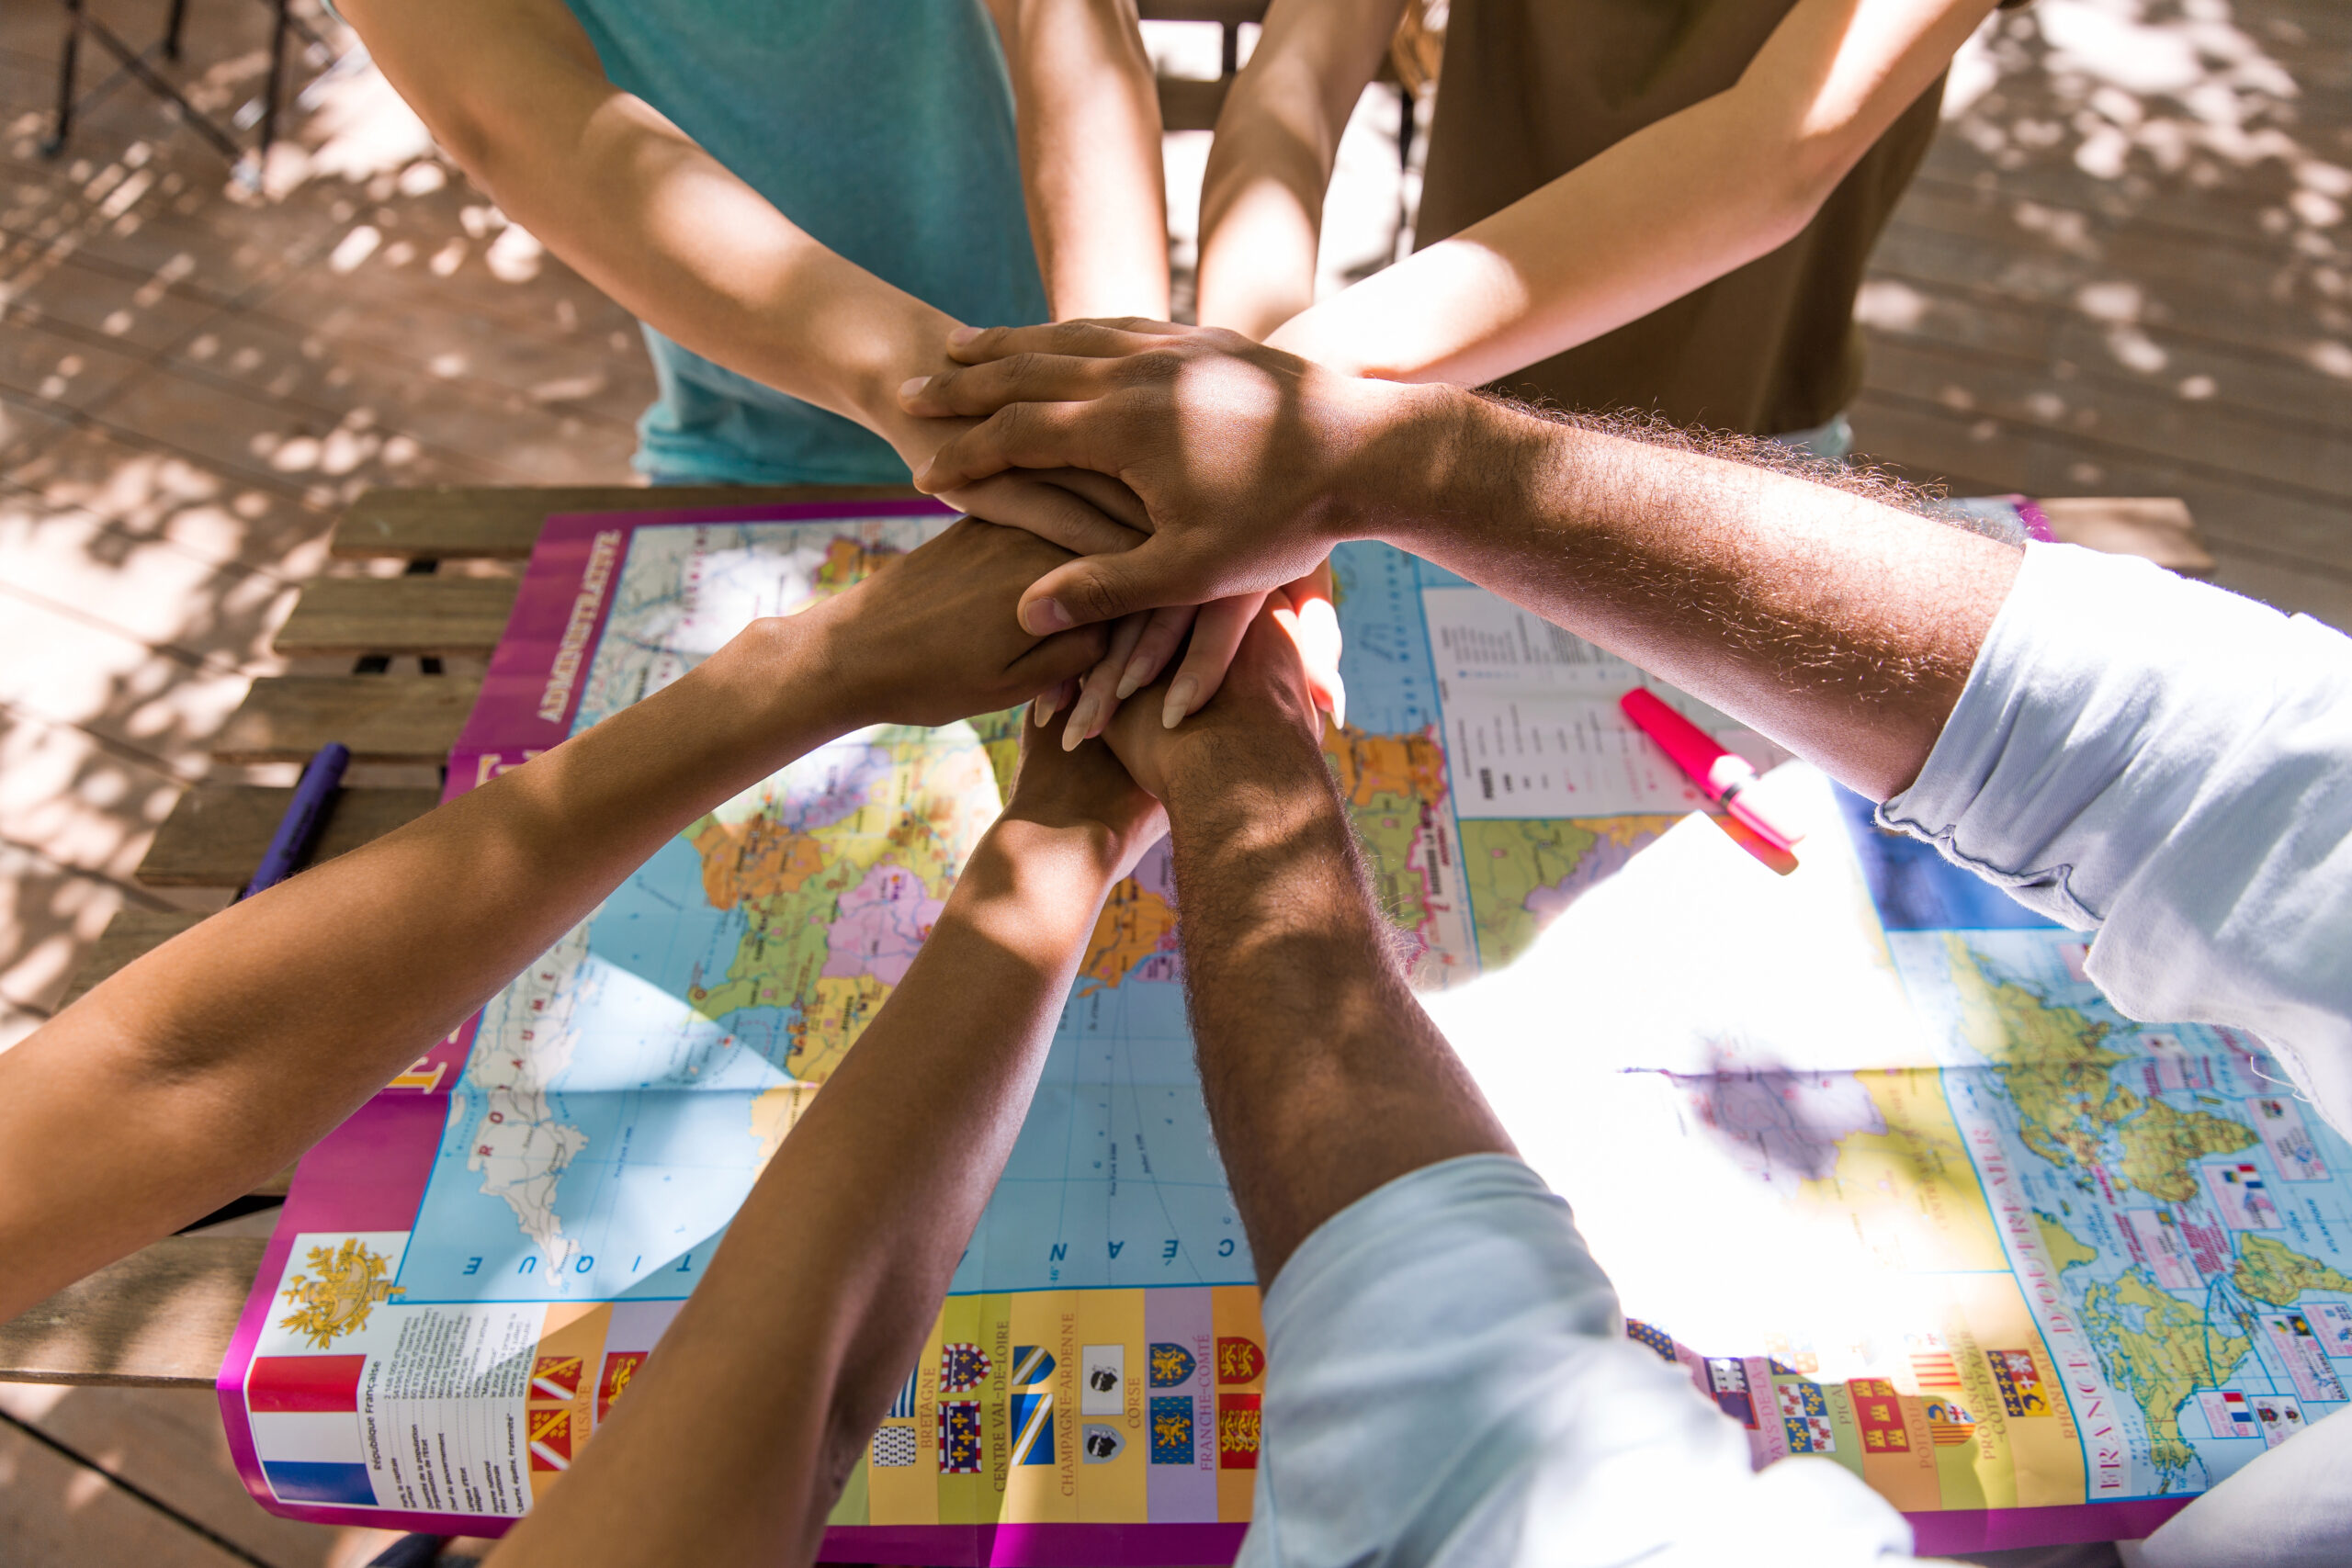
[
  {"left": 247, "top": 1355, "right": 375, "bottom": 1506},
  {"left": 2199, "top": 1389, "right": 2257, "bottom": 1440}
]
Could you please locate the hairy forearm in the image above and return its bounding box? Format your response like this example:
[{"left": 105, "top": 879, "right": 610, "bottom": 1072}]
[
  {"left": 487, "top": 818, "right": 1120, "bottom": 1568},
  {"left": 1005, "top": 0, "right": 1170, "bottom": 319},
  {"left": 344, "top": 0, "right": 956, "bottom": 455},
  {"left": 1164, "top": 728, "right": 1509, "bottom": 1282},
  {"left": 0, "top": 622, "right": 852, "bottom": 1316},
  {"left": 1195, "top": 0, "right": 1399, "bottom": 336},
  {"left": 1369, "top": 390, "right": 2020, "bottom": 798}
]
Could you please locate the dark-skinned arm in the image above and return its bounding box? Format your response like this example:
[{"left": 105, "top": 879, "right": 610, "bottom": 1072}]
[
  {"left": 906, "top": 321, "right": 2018, "bottom": 801},
  {"left": 1102, "top": 599, "right": 1510, "bottom": 1280}
]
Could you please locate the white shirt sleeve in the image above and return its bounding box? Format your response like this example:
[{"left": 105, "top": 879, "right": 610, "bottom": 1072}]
[
  {"left": 1878, "top": 543, "right": 2352, "bottom": 1567},
  {"left": 1878, "top": 542, "right": 2352, "bottom": 1139},
  {"left": 1237, "top": 1155, "right": 1928, "bottom": 1568}
]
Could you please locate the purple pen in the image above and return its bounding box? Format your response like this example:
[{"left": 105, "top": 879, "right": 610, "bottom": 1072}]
[{"left": 240, "top": 742, "right": 351, "bottom": 899}]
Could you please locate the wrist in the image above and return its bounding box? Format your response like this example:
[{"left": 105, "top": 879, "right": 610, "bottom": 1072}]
[
  {"left": 1328, "top": 380, "right": 1483, "bottom": 547},
  {"left": 985, "top": 812, "right": 1125, "bottom": 886},
  {"left": 1159, "top": 717, "right": 1329, "bottom": 818},
  {"left": 845, "top": 301, "right": 966, "bottom": 465},
  {"left": 708, "top": 611, "right": 868, "bottom": 750},
  {"left": 1358, "top": 384, "right": 1519, "bottom": 553}
]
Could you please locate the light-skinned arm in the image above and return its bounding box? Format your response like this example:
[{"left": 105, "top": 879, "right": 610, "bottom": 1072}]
[
  {"left": 1194, "top": 0, "right": 1407, "bottom": 341},
  {"left": 995, "top": 0, "right": 1170, "bottom": 321},
  {"left": 485, "top": 728, "right": 1166, "bottom": 1568},
  {"left": 337, "top": 0, "right": 1142, "bottom": 547},
  {"left": 904, "top": 321, "right": 2019, "bottom": 801},
  {"left": 1102, "top": 599, "right": 1511, "bottom": 1280},
  {"left": 1216, "top": 0, "right": 1995, "bottom": 385},
  {"left": 0, "top": 523, "right": 1109, "bottom": 1321}
]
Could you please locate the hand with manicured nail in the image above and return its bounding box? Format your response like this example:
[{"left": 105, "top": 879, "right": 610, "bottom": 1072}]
[{"left": 1095, "top": 585, "right": 1328, "bottom": 804}]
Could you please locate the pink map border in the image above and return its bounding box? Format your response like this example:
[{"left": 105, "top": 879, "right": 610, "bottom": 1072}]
[
  {"left": 219, "top": 496, "right": 2175, "bottom": 1560},
  {"left": 456, "top": 497, "right": 958, "bottom": 759}
]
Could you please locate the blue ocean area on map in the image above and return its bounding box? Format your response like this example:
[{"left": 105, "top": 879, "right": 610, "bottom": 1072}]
[
  {"left": 402, "top": 839, "right": 801, "bottom": 1302},
  {"left": 1328, "top": 540, "right": 1456, "bottom": 736},
  {"left": 1833, "top": 784, "right": 2062, "bottom": 932},
  {"left": 396, "top": 539, "right": 1485, "bottom": 1305},
  {"left": 1893, "top": 926, "right": 2352, "bottom": 1497}
]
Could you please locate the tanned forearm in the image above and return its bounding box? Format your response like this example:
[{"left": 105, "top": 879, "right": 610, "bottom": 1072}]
[
  {"left": 343, "top": 0, "right": 963, "bottom": 460},
  {"left": 1001, "top": 0, "right": 1170, "bottom": 320},
  {"left": 1374, "top": 390, "right": 2021, "bottom": 799},
  {"left": 488, "top": 818, "right": 1123, "bottom": 1568},
  {"left": 1264, "top": 0, "right": 1996, "bottom": 383},
  {"left": 1195, "top": 0, "right": 1404, "bottom": 337},
  {"left": 1163, "top": 724, "right": 1510, "bottom": 1283},
  {"left": 0, "top": 622, "right": 853, "bottom": 1317}
]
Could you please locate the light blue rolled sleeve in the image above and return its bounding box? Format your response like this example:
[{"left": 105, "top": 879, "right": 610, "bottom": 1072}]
[
  {"left": 1239, "top": 1155, "right": 1925, "bottom": 1568},
  {"left": 1879, "top": 542, "right": 2352, "bottom": 1140},
  {"left": 1877, "top": 542, "right": 2352, "bottom": 1567}
]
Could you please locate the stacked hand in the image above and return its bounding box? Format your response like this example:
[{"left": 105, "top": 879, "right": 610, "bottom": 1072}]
[
  {"left": 900, "top": 321, "right": 1385, "bottom": 744},
  {"left": 790, "top": 515, "right": 1114, "bottom": 729}
]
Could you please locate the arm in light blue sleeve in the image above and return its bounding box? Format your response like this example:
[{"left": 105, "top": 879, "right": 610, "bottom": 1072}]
[
  {"left": 1879, "top": 543, "right": 2352, "bottom": 1137},
  {"left": 1239, "top": 1155, "right": 1923, "bottom": 1568}
]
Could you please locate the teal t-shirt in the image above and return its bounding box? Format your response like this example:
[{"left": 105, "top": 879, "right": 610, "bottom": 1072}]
[{"left": 563, "top": 0, "right": 1051, "bottom": 483}]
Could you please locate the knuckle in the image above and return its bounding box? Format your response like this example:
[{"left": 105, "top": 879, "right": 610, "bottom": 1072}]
[
  {"left": 1068, "top": 572, "right": 1125, "bottom": 624},
  {"left": 1127, "top": 347, "right": 1184, "bottom": 384}
]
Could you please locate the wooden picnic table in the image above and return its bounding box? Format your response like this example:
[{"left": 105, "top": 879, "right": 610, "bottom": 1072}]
[{"left": 0, "top": 482, "right": 2214, "bottom": 1391}]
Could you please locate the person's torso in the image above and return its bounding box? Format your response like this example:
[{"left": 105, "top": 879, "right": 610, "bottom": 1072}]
[
  {"left": 564, "top": 0, "right": 1051, "bottom": 482},
  {"left": 1417, "top": 0, "right": 1948, "bottom": 436}
]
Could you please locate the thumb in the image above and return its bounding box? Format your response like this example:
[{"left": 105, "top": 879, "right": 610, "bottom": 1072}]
[{"left": 1018, "top": 538, "right": 1193, "bottom": 635}]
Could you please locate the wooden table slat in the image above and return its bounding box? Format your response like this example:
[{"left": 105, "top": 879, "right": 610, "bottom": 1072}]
[
  {"left": 0, "top": 1238, "right": 266, "bottom": 1387},
  {"left": 211, "top": 673, "right": 481, "bottom": 763},
  {"left": 2035, "top": 497, "right": 2215, "bottom": 575},
  {"left": 331, "top": 483, "right": 923, "bottom": 561},
  {"left": 271, "top": 576, "right": 519, "bottom": 659},
  {"left": 135, "top": 784, "right": 441, "bottom": 888}
]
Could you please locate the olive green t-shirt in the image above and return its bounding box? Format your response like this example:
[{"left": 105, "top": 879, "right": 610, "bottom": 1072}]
[{"left": 1414, "top": 0, "right": 1952, "bottom": 437}]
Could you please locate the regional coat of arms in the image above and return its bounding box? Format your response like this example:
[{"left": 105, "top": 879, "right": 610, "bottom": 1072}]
[{"left": 277, "top": 1237, "right": 402, "bottom": 1348}]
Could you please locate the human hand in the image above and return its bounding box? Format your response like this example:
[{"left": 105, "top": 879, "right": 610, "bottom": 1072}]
[
  {"left": 1044, "top": 562, "right": 1347, "bottom": 750},
  {"left": 796, "top": 518, "right": 1116, "bottom": 728},
  {"left": 1000, "top": 711, "right": 1168, "bottom": 886},
  {"left": 899, "top": 320, "right": 1443, "bottom": 637},
  {"left": 1099, "top": 587, "right": 1328, "bottom": 803}
]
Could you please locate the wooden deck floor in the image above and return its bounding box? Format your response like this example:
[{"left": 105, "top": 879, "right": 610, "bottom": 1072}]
[
  {"left": 1849, "top": 0, "right": 2352, "bottom": 626},
  {"left": 2, "top": 0, "right": 2347, "bottom": 1562}
]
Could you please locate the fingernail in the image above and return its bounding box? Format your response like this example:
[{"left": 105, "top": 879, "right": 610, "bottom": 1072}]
[
  {"left": 1062, "top": 692, "right": 1100, "bottom": 750},
  {"left": 1023, "top": 598, "right": 1073, "bottom": 635},
  {"left": 1330, "top": 685, "right": 1348, "bottom": 732},
  {"left": 898, "top": 375, "right": 931, "bottom": 401},
  {"left": 1114, "top": 656, "right": 1151, "bottom": 701},
  {"left": 947, "top": 325, "right": 980, "bottom": 347},
  {"left": 1161, "top": 676, "right": 1198, "bottom": 729},
  {"left": 1033, "top": 692, "right": 1057, "bottom": 728}
]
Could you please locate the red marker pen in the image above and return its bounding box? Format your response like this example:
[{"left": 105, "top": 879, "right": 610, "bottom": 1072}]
[{"left": 1619, "top": 687, "right": 1802, "bottom": 854}]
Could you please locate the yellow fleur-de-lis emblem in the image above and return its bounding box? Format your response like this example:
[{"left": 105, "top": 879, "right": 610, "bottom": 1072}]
[{"left": 277, "top": 1237, "right": 403, "bottom": 1349}]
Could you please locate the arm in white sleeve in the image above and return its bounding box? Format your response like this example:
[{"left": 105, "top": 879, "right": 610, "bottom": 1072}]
[
  {"left": 1879, "top": 543, "right": 2352, "bottom": 1136},
  {"left": 1241, "top": 1155, "right": 1924, "bottom": 1568}
]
